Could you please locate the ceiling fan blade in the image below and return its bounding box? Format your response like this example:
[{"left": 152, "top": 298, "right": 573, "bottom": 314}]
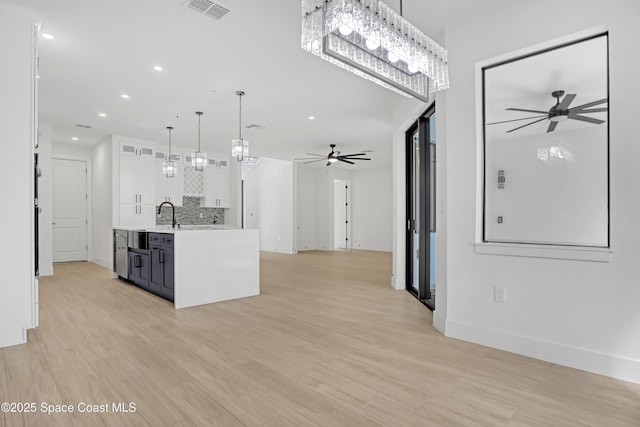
[
  {"left": 571, "top": 107, "right": 608, "bottom": 114},
  {"left": 304, "top": 153, "right": 326, "bottom": 157},
  {"left": 571, "top": 98, "right": 607, "bottom": 111},
  {"left": 339, "top": 153, "right": 367, "bottom": 157},
  {"left": 506, "top": 108, "right": 549, "bottom": 114},
  {"left": 295, "top": 157, "right": 326, "bottom": 160},
  {"left": 547, "top": 121, "right": 558, "bottom": 133},
  {"left": 506, "top": 117, "right": 548, "bottom": 133},
  {"left": 338, "top": 159, "right": 355, "bottom": 164},
  {"left": 486, "top": 115, "right": 547, "bottom": 125},
  {"left": 303, "top": 159, "right": 327, "bottom": 164},
  {"left": 558, "top": 93, "right": 576, "bottom": 110},
  {"left": 568, "top": 114, "right": 605, "bottom": 125}
]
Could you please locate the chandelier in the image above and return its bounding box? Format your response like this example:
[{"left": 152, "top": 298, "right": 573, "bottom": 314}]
[
  {"left": 242, "top": 156, "right": 261, "bottom": 169},
  {"left": 191, "top": 111, "right": 207, "bottom": 171},
  {"left": 301, "top": 0, "right": 449, "bottom": 102},
  {"left": 232, "top": 91, "right": 249, "bottom": 162},
  {"left": 163, "top": 126, "right": 177, "bottom": 178}
]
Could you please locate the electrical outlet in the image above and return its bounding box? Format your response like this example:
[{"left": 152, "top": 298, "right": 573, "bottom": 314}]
[
  {"left": 494, "top": 286, "right": 506, "bottom": 303},
  {"left": 199, "top": 213, "right": 204, "bottom": 218}
]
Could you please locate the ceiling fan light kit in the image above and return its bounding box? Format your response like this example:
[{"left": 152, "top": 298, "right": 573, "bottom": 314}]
[
  {"left": 301, "top": 0, "right": 449, "bottom": 102},
  {"left": 295, "top": 143, "right": 371, "bottom": 166},
  {"left": 498, "top": 89, "right": 608, "bottom": 134}
]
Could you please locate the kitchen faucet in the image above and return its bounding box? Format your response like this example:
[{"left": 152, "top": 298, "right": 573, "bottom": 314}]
[{"left": 157, "top": 201, "right": 177, "bottom": 228}]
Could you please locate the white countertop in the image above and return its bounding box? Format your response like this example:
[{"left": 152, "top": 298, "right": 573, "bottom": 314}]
[{"left": 115, "top": 225, "right": 236, "bottom": 234}]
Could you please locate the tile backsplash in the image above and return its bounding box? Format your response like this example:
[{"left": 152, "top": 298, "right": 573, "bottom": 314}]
[{"left": 156, "top": 197, "right": 225, "bottom": 226}]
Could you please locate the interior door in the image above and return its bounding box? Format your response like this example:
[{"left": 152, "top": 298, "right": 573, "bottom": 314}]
[{"left": 52, "top": 158, "right": 87, "bottom": 262}]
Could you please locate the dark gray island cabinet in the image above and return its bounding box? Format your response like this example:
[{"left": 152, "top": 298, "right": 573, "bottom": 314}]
[
  {"left": 123, "top": 232, "right": 174, "bottom": 302},
  {"left": 148, "top": 233, "right": 174, "bottom": 301}
]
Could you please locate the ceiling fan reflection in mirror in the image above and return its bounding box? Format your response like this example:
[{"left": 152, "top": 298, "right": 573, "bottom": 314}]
[
  {"left": 487, "top": 90, "right": 608, "bottom": 133},
  {"left": 295, "top": 144, "right": 371, "bottom": 166}
]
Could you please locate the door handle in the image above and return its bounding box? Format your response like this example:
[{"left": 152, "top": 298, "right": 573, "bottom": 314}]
[{"left": 159, "top": 250, "right": 164, "bottom": 264}]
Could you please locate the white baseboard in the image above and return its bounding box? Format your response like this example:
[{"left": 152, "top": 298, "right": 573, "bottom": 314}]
[
  {"left": 39, "top": 266, "right": 54, "bottom": 276},
  {"left": 261, "top": 247, "right": 296, "bottom": 255},
  {"left": 446, "top": 319, "right": 640, "bottom": 385},
  {"left": 91, "top": 257, "right": 112, "bottom": 270},
  {"left": 391, "top": 277, "right": 405, "bottom": 290},
  {"left": 433, "top": 311, "right": 446, "bottom": 335}
]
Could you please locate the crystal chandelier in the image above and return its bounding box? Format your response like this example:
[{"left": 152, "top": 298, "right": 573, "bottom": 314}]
[
  {"left": 163, "top": 126, "right": 177, "bottom": 178},
  {"left": 242, "top": 156, "right": 261, "bottom": 169},
  {"left": 301, "top": 0, "right": 449, "bottom": 102},
  {"left": 191, "top": 111, "right": 207, "bottom": 171},
  {"left": 232, "top": 91, "right": 249, "bottom": 162}
]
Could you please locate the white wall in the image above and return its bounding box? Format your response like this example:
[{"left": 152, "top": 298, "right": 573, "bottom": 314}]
[
  {"left": 243, "top": 158, "right": 296, "bottom": 253},
  {"left": 296, "top": 165, "right": 318, "bottom": 250},
  {"left": 351, "top": 166, "right": 393, "bottom": 252},
  {"left": 428, "top": 0, "right": 640, "bottom": 383},
  {"left": 91, "top": 138, "right": 113, "bottom": 269},
  {"left": 297, "top": 165, "right": 394, "bottom": 252},
  {"left": 0, "top": 1, "right": 40, "bottom": 347},
  {"left": 36, "top": 124, "right": 53, "bottom": 276}
]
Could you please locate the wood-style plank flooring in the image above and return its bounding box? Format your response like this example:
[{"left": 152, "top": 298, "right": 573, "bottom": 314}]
[{"left": 1, "top": 250, "right": 639, "bottom": 426}]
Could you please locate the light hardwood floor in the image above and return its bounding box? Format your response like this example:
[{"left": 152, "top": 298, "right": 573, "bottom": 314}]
[{"left": 1, "top": 250, "right": 639, "bottom": 426}]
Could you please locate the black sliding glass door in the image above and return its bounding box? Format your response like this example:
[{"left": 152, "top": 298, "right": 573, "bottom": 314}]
[{"left": 406, "top": 105, "right": 436, "bottom": 310}]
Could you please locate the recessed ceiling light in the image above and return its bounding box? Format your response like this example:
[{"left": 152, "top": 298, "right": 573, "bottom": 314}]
[
  {"left": 153, "top": 65, "right": 163, "bottom": 71},
  {"left": 121, "top": 93, "right": 130, "bottom": 99},
  {"left": 71, "top": 137, "right": 78, "bottom": 141},
  {"left": 41, "top": 33, "right": 55, "bottom": 40},
  {"left": 308, "top": 116, "right": 315, "bottom": 120},
  {"left": 99, "top": 113, "right": 107, "bottom": 117}
]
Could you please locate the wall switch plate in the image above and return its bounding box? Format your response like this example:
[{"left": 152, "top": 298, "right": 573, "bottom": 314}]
[
  {"left": 199, "top": 213, "right": 204, "bottom": 218},
  {"left": 494, "top": 286, "right": 506, "bottom": 303}
]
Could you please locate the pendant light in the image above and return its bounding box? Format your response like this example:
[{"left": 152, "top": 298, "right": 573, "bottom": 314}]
[
  {"left": 231, "top": 91, "right": 249, "bottom": 162},
  {"left": 191, "top": 111, "right": 207, "bottom": 171},
  {"left": 162, "top": 126, "right": 177, "bottom": 178}
]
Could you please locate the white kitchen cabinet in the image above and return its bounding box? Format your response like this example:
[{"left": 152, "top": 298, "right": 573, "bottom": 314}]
[
  {"left": 203, "top": 156, "right": 230, "bottom": 208},
  {"left": 119, "top": 203, "right": 156, "bottom": 228},
  {"left": 119, "top": 141, "right": 156, "bottom": 227},
  {"left": 0, "top": 2, "right": 41, "bottom": 346},
  {"left": 155, "top": 151, "right": 183, "bottom": 207}
]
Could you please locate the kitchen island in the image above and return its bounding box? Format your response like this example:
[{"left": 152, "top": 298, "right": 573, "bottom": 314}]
[{"left": 114, "top": 227, "right": 260, "bottom": 309}]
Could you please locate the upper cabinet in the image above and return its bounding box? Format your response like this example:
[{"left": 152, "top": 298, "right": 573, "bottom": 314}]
[
  {"left": 203, "top": 155, "right": 230, "bottom": 208},
  {"left": 155, "top": 151, "right": 184, "bottom": 207},
  {"left": 118, "top": 141, "right": 156, "bottom": 227}
]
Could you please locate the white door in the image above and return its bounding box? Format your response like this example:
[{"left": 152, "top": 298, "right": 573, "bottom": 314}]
[
  {"left": 333, "top": 179, "right": 350, "bottom": 249},
  {"left": 52, "top": 158, "right": 87, "bottom": 262}
]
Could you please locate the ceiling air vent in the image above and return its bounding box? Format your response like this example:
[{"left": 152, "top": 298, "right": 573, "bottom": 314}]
[
  {"left": 183, "top": 0, "right": 230, "bottom": 21},
  {"left": 75, "top": 123, "right": 92, "bottom": 129},
  {"left": 246, "top": 124, "right": 266, "bottom": 130}
]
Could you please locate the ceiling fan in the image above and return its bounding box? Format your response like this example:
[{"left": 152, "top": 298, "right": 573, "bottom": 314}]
[
  {"left": 295, "top": 144, "right": 371, "bottom": 166},
  {"left": 488, "top": 90, "right": 608, "bottom": 133}
]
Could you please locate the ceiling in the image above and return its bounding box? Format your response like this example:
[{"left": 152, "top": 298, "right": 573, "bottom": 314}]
[{"left": 21, "top": 0, "right": 508, "bottom": 168}]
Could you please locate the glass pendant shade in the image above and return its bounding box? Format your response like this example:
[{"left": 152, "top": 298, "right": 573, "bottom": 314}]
[
  {"left": 301, "top": 0, "right": 449, "bottom": 102},
  {"left": 163, "top": 160, "right": 177, "bottom": 178},
  {"left": 232, "top": 138, "right": 249, "bottom": 161},
  {"left": 242, "top": 156, "right": 260, "bottom": 169},
  {"left": 232, "top": 91, "right": 249, "bottom": 162},
  {"left": 192, "top": 152, "right": 207, "bottom": 171},
  {"left": 192, "top": 111, "right": 207, "bottom": 171},
  {"left": 163, "top": 126, "right": 177, "bottom": 178}
]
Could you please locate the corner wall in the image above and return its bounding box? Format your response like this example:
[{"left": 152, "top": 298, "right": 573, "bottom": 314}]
[
  {"left": 440, "top": 0, "right": 640, "bottom": 383},
  {"left": 243, "top": 158, "right": 296, "bottom": 253}
]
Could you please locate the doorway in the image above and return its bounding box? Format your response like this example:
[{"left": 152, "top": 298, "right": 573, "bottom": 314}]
[
  {"left": 52, "top": 158, "right": 88, "bottom": 262},
  {"left": 333, "top": 179, "right": 351, "bottom": 249},
  {"left": 406, "top": 105, "right": 436, "bottom": 310}
]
